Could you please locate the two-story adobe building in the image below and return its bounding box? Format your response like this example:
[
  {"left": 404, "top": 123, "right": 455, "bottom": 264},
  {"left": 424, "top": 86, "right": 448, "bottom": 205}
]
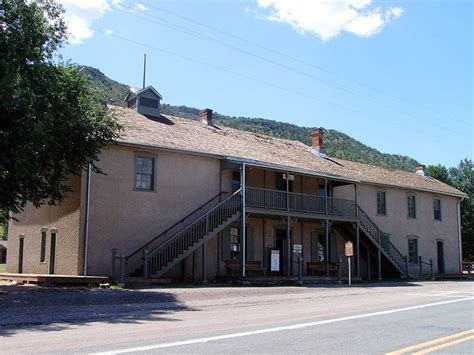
[{"left": 6, "top": 86, "right": 467, "bottom": 282}]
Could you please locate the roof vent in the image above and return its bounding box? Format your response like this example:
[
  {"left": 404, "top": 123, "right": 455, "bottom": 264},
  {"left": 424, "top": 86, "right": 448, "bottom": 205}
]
[
  {"left": 200, "top": 108, "right": 213, "bottom": 126},
  {"left": 416, "top": 164, "right": 427, "bottom": 176},
  {"left": 124, "top": 85, "right": 163, "bottom": 118},
  {"left": 309, "top": 128, "right": 327, "bottom": 158}
]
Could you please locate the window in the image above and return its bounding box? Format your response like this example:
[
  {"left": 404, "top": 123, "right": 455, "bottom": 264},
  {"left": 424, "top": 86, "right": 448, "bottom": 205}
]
[
  {"left": 434, "top": 199, "right": 442, "bottom": 221},
  {"left": 232, "top": 171, "right": 241, "bottom": 192},
  {"left": 377, "top": 191, "right": 386, "bottom": 215},
  {"left": 408, "top": 238, "right": 418, "bottom": 263},
  {"left": 135, "top": 156, "right": 155, "bottom": 191},
  {"left": 276, "top": 173, "right": 293, "bottom": 192},
  {"left": 139, "top": 97, "right": 159, "bottom": 108},
  {"left": 40, "top": 231, "right": 46, "bottom": 263},
  {"left": 407, "top": 195, "right": 416, "bottom": 219},
  {"left": 318, "top": 184, "right": 326, "bottom": 197},
  {"left": 230, "top": 227, "right": 240, "bottom": 259}
]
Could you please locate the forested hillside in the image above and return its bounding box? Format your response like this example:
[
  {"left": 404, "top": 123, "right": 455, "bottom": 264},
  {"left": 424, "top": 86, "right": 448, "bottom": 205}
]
[{"left": 81, "top": 66, "right": 419, "bottom": 171}]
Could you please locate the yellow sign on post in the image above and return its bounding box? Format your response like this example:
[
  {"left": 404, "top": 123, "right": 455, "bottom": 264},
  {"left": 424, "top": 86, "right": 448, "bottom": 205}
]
[{"left": 345, "top": 241, "right": 354, "bottom": 257}]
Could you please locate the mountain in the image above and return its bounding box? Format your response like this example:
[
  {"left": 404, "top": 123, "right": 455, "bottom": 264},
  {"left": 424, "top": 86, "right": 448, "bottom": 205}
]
[{"left": 81, "top": 65, "right": 419, "bottom": 172}]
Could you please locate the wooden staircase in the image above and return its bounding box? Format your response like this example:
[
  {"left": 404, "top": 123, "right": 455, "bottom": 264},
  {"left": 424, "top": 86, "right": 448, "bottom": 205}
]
[{"left": 146, "top": 189, "right": 242, "bottom": 278}]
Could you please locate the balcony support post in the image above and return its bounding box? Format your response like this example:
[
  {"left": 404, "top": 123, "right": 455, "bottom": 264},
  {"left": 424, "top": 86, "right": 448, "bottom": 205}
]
[
  {"left": 240, "top": 164, "right": 247, "bottom": 278},
  {"left": 354, "top": 183, "right": 358, "bottom": 218},
  {"left": 367, "top": 247, "right": 371, "bottom": 281},
  {"left": 356, "top": 222, "right": 360, "bottom": 277},
  {"left": 324, "top": 179, "right": 328, "bottom": 215},
  {"left": 377, "top": 247, "right": 382, "bottom": 280},
  {"left": 202, "top": 242, "right": 208, "bottom": 284},
  {"left": 325, "top": 220, "right": 330, "bottom": 277},
  {"left": 286, "top": 171, "right": 291, "bottom": 277}
]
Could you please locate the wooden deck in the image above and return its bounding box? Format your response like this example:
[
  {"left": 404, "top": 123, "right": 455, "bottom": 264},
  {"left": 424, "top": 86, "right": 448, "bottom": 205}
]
[{"left": 0, "top": 273, "right": 110, "bottom": 285}]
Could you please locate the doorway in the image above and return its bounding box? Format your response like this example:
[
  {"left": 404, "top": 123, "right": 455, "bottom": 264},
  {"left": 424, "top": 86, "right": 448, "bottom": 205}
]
[
  {"left": 437, "top": 240, "right": 445, "bottom": 274},
  {"left": 275, "top": 228, "right": 292, "bottom": 276},
  {"left": 18, "top": 237, "right": 24, "bottom": 274},
  {"left": 49, "top": 232, "right": 57, "bottom": 274}
]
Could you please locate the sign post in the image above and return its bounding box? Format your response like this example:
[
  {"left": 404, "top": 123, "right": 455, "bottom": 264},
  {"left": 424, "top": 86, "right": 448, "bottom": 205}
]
[
  {"left": 293, "top": 244, "right": 303, "bottom": 285},
  {"left": 345, "top": 241, "right": 354, "bottom": 286}
]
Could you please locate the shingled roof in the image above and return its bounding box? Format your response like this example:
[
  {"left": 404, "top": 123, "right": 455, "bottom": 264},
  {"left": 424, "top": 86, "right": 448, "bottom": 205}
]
[{"left": 113, "top": 107, "right": 466, "bottom": 198}]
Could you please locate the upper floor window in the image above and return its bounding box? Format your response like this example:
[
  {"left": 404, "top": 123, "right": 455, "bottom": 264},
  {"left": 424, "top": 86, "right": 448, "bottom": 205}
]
[
  {"left": 408, "top": 237, "right": 418, "bottom": 263},
  {"left": 433, "top": 199, "right": 442, "bottom": 221},
  {"left": 377, "top": 191, "right": 386, "bottom": 215},
  {"left": 407, "top": 195, "right": 416, "bottom": 219},
  {"left": 276, "top": 173, "right": 293, "bottom": 192},
  {"left": 135, "top": 156, "right": 155, "bottom": 191},
  {"left": 232, "top": 171, "right": 241, "bottom": 192},
  {"left": 139, "top": 97, "right": 159, "bottom": 108}
]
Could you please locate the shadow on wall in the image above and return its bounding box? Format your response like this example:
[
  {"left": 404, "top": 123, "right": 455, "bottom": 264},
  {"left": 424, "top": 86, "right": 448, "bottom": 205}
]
[{"left": 0, "top": 285, "right": 192, "bottom": 337}]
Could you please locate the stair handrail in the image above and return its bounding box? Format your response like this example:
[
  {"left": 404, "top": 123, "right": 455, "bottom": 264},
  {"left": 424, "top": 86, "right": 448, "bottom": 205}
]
[
  {"left": 147, "top": 188, "right": 242, "bottom": 275},
  {"left": 148, "top": 188, "right": 242, "bottom": 256},
  {"left": 357, "top": 205, "right": 406, "bottom": 273},
  {"left": 126, "top": 191, "right": 228, "bottom": 260}
]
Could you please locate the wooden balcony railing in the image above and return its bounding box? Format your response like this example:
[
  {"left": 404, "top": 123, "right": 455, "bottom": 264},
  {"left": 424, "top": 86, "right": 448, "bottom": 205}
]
[{"left": 246, "top": 187, "right": 357, "bottom": 218}]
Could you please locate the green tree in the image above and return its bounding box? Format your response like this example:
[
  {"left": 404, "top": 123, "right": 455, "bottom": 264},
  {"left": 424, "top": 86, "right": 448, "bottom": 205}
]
[
  {"left": 450, "top": 159, "right": 474, "bottom": 259},
  {"left": 427, "top": 164, "right": 450, "bottom": 184},
  {"left": 0, "top": 0, "right": 121, "bottom": 216},
  {"left": 428, "top": 159, "right": 474, "bottom": 259}
]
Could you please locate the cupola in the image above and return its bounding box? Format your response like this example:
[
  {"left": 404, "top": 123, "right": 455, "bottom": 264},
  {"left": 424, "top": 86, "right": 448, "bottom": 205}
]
[{"left": 124, "top": 85, "right": 163, "bottom": 118}]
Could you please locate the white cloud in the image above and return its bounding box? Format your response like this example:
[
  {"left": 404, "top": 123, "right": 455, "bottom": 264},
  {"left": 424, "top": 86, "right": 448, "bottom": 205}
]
[
  {"left": 255, "top": 0, "right": 403, "bottom": 41},
  {"left": 105, "top": 29, "right": 114, "bottom": 36},
  {"left": 57, "top": 0, "right": 111, "bottom": 44},
  {"left": 135, "top": 3, "right": 147, "bottom": 11}
]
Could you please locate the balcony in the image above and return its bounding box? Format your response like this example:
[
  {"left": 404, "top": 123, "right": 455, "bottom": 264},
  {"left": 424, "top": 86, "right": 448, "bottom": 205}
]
[{"left": 245, "top": 187, "right": 357, "bottom": 219}]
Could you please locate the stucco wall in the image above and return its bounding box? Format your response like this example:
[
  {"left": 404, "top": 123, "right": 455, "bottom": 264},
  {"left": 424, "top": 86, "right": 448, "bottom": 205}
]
[
  {"left": 334, "top": 183, "right": 462, "bottom": 274},
  {"left": 86, "top": 145, "right": 221, "bottom": 276},
  {"left": 6, "top": 177, "right": 83, "bottom": 275}
]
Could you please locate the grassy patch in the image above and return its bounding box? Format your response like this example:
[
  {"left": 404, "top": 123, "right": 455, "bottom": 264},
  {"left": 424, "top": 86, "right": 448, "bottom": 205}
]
[{"left": 0, "top": 264, "right": 6, "bottom": 273}]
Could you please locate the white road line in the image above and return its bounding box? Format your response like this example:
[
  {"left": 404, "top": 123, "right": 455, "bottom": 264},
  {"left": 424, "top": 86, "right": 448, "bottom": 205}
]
[
  {"left": 404, "top": 293, "right": 473, "bottom": 298},
  {"left": 95, "top": 297, "right": 474, "bottom": 355}
]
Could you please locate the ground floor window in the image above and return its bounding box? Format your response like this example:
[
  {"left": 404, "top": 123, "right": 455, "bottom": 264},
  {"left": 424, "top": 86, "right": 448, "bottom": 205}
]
[
  {"left": 311, "top": 232, "right": 328, "bottom": 262},
  {"left": 408, "top": 238, "right": 418, "bottom": 263},
  {"left": 230, "top": 227, "right": 240, "bottom": 259}
]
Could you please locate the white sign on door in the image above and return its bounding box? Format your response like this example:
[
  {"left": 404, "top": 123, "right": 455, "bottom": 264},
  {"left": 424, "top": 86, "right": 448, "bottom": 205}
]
[{"left": 271, "top": 250, "right": 280, "bottom": 271}]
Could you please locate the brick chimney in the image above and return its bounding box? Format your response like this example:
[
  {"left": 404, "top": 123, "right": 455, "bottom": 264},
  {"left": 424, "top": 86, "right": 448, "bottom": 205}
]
[
  {"left": 416, "top": 164, "right": 426, "bottom": 176},
  {"left": 200, "top": 108, "right": 213, "bottom": 126},
  {"left": 311, "top": 128, "right": 325, "bottom": 154}
]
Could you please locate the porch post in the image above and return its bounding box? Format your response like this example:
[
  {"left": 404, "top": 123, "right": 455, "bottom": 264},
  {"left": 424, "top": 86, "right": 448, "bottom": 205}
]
[
  {"left": 286, "top": 171, "right": 291, "bottom": 277},
  {"left": 202, "top": 243, "right": 208, "bottom": 283},
  {"left": 324, "top": 178, "right": 328, "bottom": 215},
  {"left": 354, "top": 183, "right": 358, "bottom": 218},
  {"left": 356, "top": 223, "right": 360, "bottom": 277},
  {"left": 240, "top": 164, "right": 246, "bottom": 278},
  {"left": 325, "top": 220, "right": 330, "bottom": 277},
  {"left": 377, "top": 247, "right": 382, "bottom": 280},
  {"left": 367, "top": 247, "right": 371, "bottom": 281}
]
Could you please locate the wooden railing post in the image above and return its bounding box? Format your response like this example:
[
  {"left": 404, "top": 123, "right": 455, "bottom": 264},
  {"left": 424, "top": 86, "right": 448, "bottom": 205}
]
[
  {"left": 111, "top": 248, "right": 117, "bottom": 281},
  {"left": 430, "top": 258, "right": 435, "bottom": 280},
  {"left": 405, "top": 255, "right": 409, "bottom": 277},
  {"left": 144, "top": 248, "right": 149, "bottom": 279},
  {"left": 419, "top": 256, "right": 423, "bottom": 277}
]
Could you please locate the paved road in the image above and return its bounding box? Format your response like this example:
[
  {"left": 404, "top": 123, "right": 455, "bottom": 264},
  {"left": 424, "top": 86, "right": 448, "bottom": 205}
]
[{"left": 0, "top": 281, "right": 473, "bottom": 354}]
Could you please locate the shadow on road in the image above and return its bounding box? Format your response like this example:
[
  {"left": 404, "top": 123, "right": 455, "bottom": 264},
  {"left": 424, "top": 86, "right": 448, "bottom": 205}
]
[{"left": 0, "top": 284, "right": 192, "bottom": 337}]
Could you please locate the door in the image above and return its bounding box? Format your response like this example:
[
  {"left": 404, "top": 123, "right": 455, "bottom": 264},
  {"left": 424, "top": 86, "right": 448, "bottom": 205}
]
[
  {"left": 18, "top": 238, "right": 24, "bottom": 274},
  {"left": 49, "top": 232, "right": 57, "bottom": 274},
  {"left": 275, "top": 228, "right": 292, "bottom": 275},
  {"left": 437, "top": 240, "right": 445, "bottom": 274}
]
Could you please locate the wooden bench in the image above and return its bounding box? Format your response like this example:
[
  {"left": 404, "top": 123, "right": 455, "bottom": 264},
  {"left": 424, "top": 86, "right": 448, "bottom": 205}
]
[
  {"left": 225, "top": 259, "right": 266, "bottom": 276},
  {"left": 307, "top": 261, "right": 338, "bottom": 276}
]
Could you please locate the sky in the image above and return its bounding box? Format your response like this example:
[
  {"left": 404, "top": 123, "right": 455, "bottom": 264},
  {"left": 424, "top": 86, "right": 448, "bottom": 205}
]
[{"left": 57, "top": 0, "right": 473, "bottom": 168}]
